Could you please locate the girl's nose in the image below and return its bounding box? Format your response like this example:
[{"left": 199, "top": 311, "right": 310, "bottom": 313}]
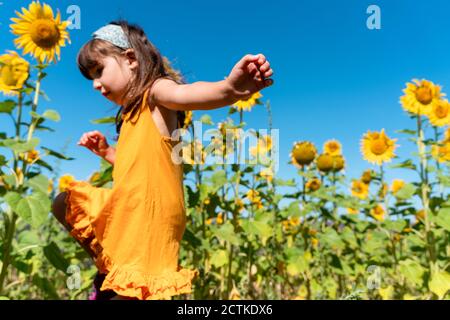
[{"left": 93, "top": 79, "right": 101, "bottom": 91}]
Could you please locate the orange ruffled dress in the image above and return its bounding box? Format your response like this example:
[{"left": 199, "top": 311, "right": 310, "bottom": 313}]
[{"left": 64, "top": 89, "right": 198, "bottom": 300}]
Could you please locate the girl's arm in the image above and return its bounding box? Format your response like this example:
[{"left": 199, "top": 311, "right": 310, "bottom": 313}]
[
  {"left": 151, "top": 54, "right": 274, "bottom": 111},
  {"left": 103, "top": 146, "right": 116, "bottom": 165}
]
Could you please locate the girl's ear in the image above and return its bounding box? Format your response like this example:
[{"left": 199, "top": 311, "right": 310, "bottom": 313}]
[{"left": 123, "top": 49, "right": 138, "bottom": 70}]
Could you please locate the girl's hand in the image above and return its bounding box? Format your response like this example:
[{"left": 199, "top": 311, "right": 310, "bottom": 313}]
[
  {"left": 77, "top": 131, "right": 111, "bottom": 158},
  {"left": 226, "top": 53, "right": 274, "bottom": 101}
]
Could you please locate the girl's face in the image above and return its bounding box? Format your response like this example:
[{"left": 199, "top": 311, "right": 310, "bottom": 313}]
[{"left": 90, "top": 51, "right": 137, "bottom": 105}]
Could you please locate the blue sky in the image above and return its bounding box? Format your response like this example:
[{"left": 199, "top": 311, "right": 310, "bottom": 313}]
[{"left": 1, "top": 0, "right": 450, "bottom": 193}]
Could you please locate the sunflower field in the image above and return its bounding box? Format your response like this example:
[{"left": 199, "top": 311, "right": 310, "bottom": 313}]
[{"left": 0, "top": 1, "right": 449, "bottom": 300}]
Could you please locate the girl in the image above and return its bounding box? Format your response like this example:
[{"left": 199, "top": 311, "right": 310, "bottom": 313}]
[{"left": 51, "top": 20, "right": 274, "bottom": 300}]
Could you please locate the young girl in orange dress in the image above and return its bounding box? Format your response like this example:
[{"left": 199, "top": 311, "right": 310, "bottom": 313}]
[{"left": 51, "top": 20, "right": 274, "bottom": 300}]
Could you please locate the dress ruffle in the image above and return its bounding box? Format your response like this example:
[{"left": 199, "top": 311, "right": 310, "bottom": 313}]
[
  {"left": 100, "top": 261, "right": 199, "bottom": 300},
  {"left": 65, "top": 180, "right": 199, "bottom": 300}
]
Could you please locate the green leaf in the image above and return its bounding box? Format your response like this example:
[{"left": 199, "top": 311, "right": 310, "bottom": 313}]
[
  {"left": 210, "top": 249, "right": 228, "bottom": 268},
  {"left": 286, "top": 250, "right": 308, "bottom": 276},
  {"left": 241, "top": 219, "right": 273, "bottom": 245},
  {"left": 42, "top": 109, "right": 60, "bottom": 122},
  {"left": 394, "top": 183, "right": 417, "bottom": 200},
  {"left": 388, "top": 160, "right": 417, "bottom": 171},
  {"left": 17, "top": 230, "right": 41, "bottom": 250},
  {"left": 16, "top": 191, "right": 51, "bottom": 228},
  {"left": 435, "top": 208, "right": 450, "bottom": 232},
  {"left": 429, "top": 270, "right": 450, "bottom": 299},
  {"left": 91, "top": 116, "right": 115, "bottom": 124},
  {"left": 319, "top": 228, "right": 345, "bottom": 250},
  {"left": 212, "top": 222, "right": 240, "bottom": 246},
  {"left": 0, "top": 137, "right": 40, "bottom": 153},
  {"left": 25, "top": 174, "right": 49, "bottom": 194},
  {"left": 32, "top": 274, "right": 59, "bottom": 299},
  {"left": 399, "top": 259, "right": 425, "bottom": 286},
  {"left": 43, "top": 241, "right": 70, "bottom": 273},
  {"left": 200, "top": 114, "right": 213, "bottom": 125},
  {"left": 183, "top": 227, "right": 201, "bottom": 247},
  {"left": 395, "top": 129, "right": 417, "bottom": 136},
  {"left": 4, "top": 191, "right": 22, "bottom": 211},
  {"left": 273, "top": 178, "right": 296, "bottom": 187},
  {"left": 341, "top": 227, "right": 358, "bottom": 247},
  {"left": 210, "top": 170, "right": 227, "bottom": 192},
  {"left": 29, "top": 111, "right": 42, "bottom": 119},
  {"left": 287, "top": 201, "right": 301, "bottom": 217},
  {"left": 41, "top": 146, "right": 75, "bottom": 160},
  {"left": 228, "top": 107, "right": 237, "bottom": 115},
  {"left": 384, "top": 220, "right": 407, "bottom": 233},
  {"left": 0, "top": 100, "right": 16, "bottom": 114}
]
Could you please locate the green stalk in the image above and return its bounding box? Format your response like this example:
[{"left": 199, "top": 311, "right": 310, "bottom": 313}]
[
  {"left": 416, "top": 115, "right": 436, "bottom": 273},
  {"left": 433, "top": 127, "right": 444, "bottom": 198},
  {"left": 227, "top": 109, "right": 244, "bottom": 296},
  {"left": 0, "top": 90, "right": 25, "bottom": 295},
  {"left": 0, "top": 211, "right": 18, "bottom": 295}
]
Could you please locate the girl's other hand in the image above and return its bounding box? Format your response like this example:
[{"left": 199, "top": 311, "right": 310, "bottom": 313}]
[
  {"left": 226, "top": 53, "right": 274, "bottom": 101},
  {"left": 77, "top": 130, "right": 110, "bottom": 158}
]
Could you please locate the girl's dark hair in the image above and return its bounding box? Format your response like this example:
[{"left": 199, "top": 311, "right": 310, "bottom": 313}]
[{"left": 77, "top": 20, "right": 186, "bottom": 139}]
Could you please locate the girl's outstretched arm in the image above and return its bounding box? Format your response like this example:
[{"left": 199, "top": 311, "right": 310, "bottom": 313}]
[{"left": 150, "top": 54, "right": 274, "bottom": 111}]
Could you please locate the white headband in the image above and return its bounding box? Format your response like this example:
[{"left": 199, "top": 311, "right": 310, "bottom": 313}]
[{"left": 92, "top": 24, "right": 131, "bottom": 49}]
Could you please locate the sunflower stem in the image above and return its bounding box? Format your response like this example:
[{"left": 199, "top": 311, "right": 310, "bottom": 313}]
[
  {"left": 379, "top": 164, "right": 388, "bottom": 216},
  {"left": 416, "top": 114, "right": 436, "bottom": 274},
  {"left": 228, "top": 109, "right": 244, "bottom": 297},
  {"left": 26, "top": 65, "right": 44, "bottom": 143},
  {"left": 433, "top": 127, "right": 444, "bottom": 198}
]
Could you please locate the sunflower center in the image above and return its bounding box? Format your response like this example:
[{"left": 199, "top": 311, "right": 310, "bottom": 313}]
[
  {"left": 30, "top": 19, "right": 60, "bottom": 48},
  {"left": 415, "top": 86, "right": 433, "bottom": 105},
  {"left": 1, "top": 65, "right": 16, "bottom": 86},
  {"left": 435, "top": 105, "right": 448, "bottom": 118},
  {"left": 370, "top": 139, "right": 388, "bottom": 155}
]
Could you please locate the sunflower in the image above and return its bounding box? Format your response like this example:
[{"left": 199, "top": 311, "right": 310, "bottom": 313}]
[
  {"left": 58, "top": 174, "right": 76, "bottom": 193},
  {"left": 235, "top": 199, "right": 245, "bottom": 213},
  {"left": 291, "top": 141, "right": 317, "bottom": 168},
  {"left": 370, "top": 204, "right": 385, "bottom": 222},
  {"left": 47, "top": 178, "right": 53, "bottom": 194},
  {"left": 400, "top": 79, "right": 443, "bottom": 116},
  {"left": 316, "top": 154, "right": 333, "bottom": 173},
  {"left": 0, "top": 51, "right": 30, "bottom": 95},
  {"left": 331, "top": 155, "right": 345, "bottom": 172},
  {"left": 361, "top": 169, "right": 373, "bottom": 184},
  {"left": 390, "top": 179, "right": 405, "bottom": 195},
  {"left": 232, "top": 91, "right": 262, "bottom": 112},
  {"left": 216, "top": 212, "right": 224, "bottom": 225},
  {"left": 250, "top": 135, "right": 272, "bottom": 158},
  {"left": 415, "top": 209, "right": 426, "bottom": 221},
  {"left": 246, "top": 189, "right": 263, "bottom": 209},
  {"left": 347, "top": 208, "right": 359, "bottom": 215},
  {"left": 259, "top": 166, "right": 274, "bottom": 183},
  {"left": 305, "top": 177, "right": 321, "bottom": 192},
  {"left": 323, "top": 139, "right": 342, "bottom": 156},
  {"left": 246, "top": 189, "right": 261, "bottom": 203},
  {"left": 431, "top": 141, "right": 450, "bottom": 163},
  {"left": 89, "top": 172, "right": 101, "bottom": 183},
  {"left": 10, "top": 1, "right": 71, "bottom": 64},
  {"left": 18, "top": 148, "right": 40, "bottom": 164},
  {"left": 360, "top": 129, "right": 397, "bottom": 165},
  {"left": 427, "top": 99, "right": 450, "bottom": 127},
  {"left": 445, "top": 128, "right": 450, "bottom": 142},
  {"left": 351, "top": 180, "right": 369, "bottom": 200},
  {"left": 378, "top": 183, "right": 388, "bottom": 200}
]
